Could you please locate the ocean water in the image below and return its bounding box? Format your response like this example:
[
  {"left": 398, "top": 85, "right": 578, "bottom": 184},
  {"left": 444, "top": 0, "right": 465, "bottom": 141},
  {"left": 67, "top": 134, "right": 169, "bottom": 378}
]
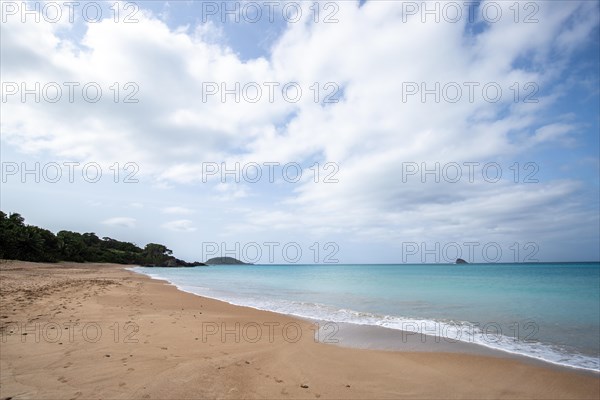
[{"left": 132, "top": 263, "right": 600, "bottom": 372}]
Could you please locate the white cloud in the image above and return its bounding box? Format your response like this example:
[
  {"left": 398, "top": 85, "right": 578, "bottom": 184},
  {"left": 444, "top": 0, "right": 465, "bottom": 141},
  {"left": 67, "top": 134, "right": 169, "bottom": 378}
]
[
  {"left": 102, "top": 217, "right": 136, "bottom": 228},
  {"left": 1, "top": 1, "right": 598, "bottom": 261},
  {"left": 3, "top": 2, "right": 595, "bottom": 172},
  {"left": 162, "top": 219, "right": 197, "bottom": 232},
  {"left": 529, "top": 123, "right": 577, "bottom": 146}
]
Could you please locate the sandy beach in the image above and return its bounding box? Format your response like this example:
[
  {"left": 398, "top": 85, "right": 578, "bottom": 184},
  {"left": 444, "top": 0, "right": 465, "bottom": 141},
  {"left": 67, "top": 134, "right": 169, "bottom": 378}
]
[{"left": 0, "top": 260, "right": 598, "bottom": 400}]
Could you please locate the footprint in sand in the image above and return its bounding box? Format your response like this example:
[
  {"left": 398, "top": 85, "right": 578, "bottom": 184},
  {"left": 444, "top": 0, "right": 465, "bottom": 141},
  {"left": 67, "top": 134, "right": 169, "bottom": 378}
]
[
  {"left": 58, "top": 376, "right": 68, "bottom": 383},
  {"left": 69, "top": 390, "right": 83, "bottom": 399},
  {"left": 63, "top": 362, "right": 73, "bottom": 368}
]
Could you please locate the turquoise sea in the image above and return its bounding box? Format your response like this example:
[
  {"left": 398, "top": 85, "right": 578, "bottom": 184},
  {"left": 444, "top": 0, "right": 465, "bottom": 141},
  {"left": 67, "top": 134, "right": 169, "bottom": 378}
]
[{"left": 132, "top": 263, "right": 600, "bottom": 372}]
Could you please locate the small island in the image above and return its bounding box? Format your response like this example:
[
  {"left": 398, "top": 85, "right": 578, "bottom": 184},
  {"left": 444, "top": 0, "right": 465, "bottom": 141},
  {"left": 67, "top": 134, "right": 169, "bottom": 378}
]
[
  {"left": 456, "top": 258, "right": 468, "bottom": 264},
  {"left": 205, "top": 256, "right": 249, "bottom": 265}
]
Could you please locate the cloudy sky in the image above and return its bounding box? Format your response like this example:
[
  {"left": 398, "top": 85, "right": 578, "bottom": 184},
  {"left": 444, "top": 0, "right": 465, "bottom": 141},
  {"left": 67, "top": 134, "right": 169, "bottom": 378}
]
[{"left": 1, "top": 0, "right": 599, "bottom": 263}]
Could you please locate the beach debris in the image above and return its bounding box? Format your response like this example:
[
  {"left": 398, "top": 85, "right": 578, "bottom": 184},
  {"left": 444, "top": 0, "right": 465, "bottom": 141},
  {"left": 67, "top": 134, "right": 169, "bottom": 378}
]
[
  {"left": 346, "top": 385, "right": 351, "bottom": 388},
  {"left": 300, "top": 384, "right": 309, "bottom": 389}
]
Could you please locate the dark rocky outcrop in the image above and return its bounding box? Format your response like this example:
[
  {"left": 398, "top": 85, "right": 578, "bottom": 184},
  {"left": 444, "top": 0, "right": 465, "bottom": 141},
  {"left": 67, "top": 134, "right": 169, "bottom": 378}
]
[
  {"left": 205, "top": 257, "right": 248, "bottom": 265},
  {"left": 456, "top": 258, "right": 468, "bottom": 264}
]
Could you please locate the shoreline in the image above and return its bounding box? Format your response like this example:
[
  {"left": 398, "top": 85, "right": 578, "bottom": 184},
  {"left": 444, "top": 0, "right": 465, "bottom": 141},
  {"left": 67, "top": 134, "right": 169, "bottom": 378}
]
[
  {"left": 1, "top": 260, "right": 599, "bottom": 399},
  {"left": 132, "top": 265, "right": 600, "bottom": 375}
]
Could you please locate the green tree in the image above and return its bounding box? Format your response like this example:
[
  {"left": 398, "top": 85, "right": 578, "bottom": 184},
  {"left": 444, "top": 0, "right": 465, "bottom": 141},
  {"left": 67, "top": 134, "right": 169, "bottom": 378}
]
[
  {"left": 57, "top": 230, "right": 87, "bottom": 262},
  {"left": 1, "top": 210, "right": 185, "bottom": 266},
  {"left": 0, "top": 211, "right": 10, "bottom": 259},
  {"left": 142, "top": 243, "right": 173, "bottom": 265},
  {"left": 0, "top": 212, "right": 26, "bottom": 259}
]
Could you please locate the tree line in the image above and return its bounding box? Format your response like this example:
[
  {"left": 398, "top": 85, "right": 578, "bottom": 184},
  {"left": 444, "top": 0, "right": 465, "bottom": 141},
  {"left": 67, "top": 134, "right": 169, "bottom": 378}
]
[{"left": 0, "top": 211, "right": 203, "bottom": 266}]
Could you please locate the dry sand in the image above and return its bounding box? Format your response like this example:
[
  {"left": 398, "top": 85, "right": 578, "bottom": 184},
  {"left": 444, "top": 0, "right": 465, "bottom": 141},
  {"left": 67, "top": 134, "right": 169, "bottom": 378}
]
[{"left": 1, "top": 260, "right": 598, "bottom": 399}]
